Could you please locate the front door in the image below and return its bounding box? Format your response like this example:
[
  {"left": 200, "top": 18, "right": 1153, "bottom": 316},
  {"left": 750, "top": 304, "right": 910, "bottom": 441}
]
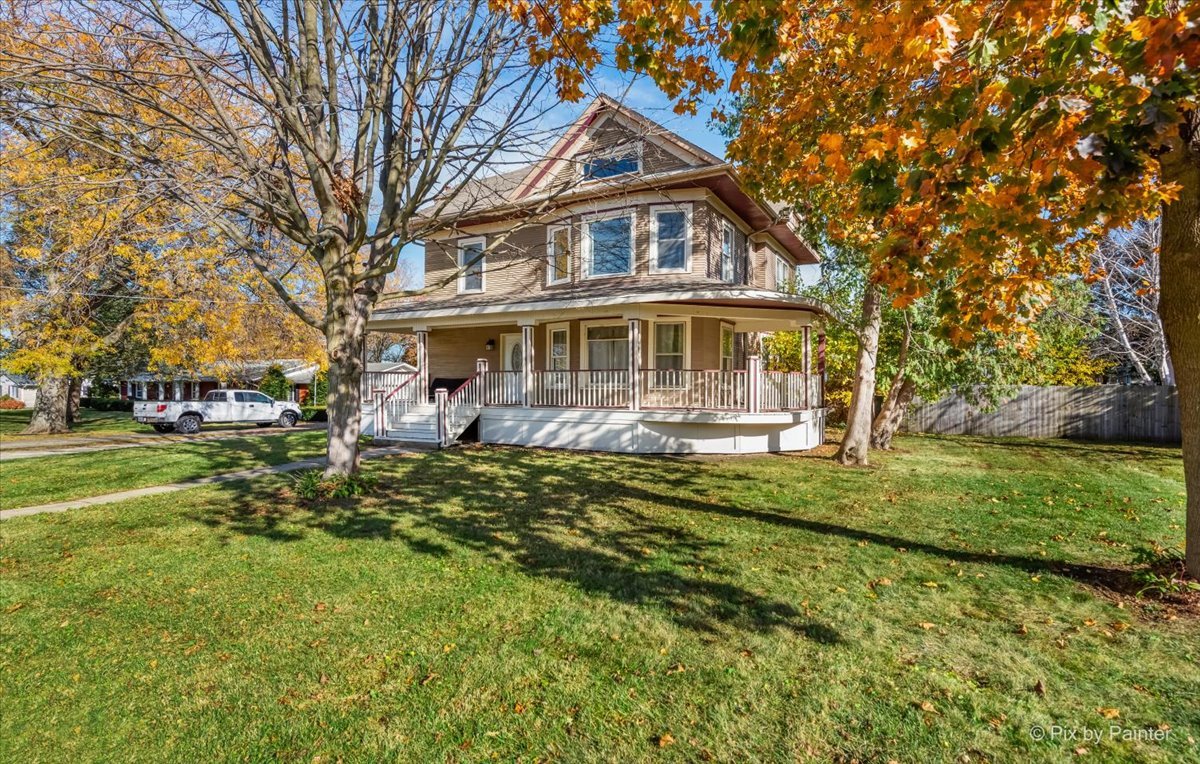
[{"left": 500, "top": 333, "right": 524, "bottom": 403}]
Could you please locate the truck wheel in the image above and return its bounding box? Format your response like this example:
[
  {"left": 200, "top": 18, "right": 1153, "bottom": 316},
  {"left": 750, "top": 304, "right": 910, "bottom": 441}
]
[
  {"left": 152, "top": 424, "right": 174, "bottom": 434},
  {"left": 175, "top": 414, "right": 201, "bottom": 435},
  {"left": 278, "top": 411, "right": 298, "bottom": 428}
]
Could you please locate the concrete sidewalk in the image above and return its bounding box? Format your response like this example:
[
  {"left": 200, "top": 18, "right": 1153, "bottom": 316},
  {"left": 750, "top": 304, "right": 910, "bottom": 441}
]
[
  {"left": 0, "top": 423, "right": 326, "bottom": 461},
  {"left": 0, "top": 444, "right": 417, "bottom": 520}
]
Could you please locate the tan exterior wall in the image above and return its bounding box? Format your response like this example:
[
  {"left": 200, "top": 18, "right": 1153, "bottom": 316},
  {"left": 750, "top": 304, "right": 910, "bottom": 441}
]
[{"left": 427, "top": 315, "right": 736, "bottom": 379}]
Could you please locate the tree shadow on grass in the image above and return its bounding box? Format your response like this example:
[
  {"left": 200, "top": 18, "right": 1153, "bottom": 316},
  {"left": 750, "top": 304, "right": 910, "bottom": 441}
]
[
  {"left": 192, "top": 448, "right": 844, "bottom": 642},
  {"left": 189, "top": 444, "right": 1153, "bottom": 639}
]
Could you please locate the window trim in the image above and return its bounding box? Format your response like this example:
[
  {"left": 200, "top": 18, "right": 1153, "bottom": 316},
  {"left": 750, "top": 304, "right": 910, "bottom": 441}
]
[
  {"left": 546, "top": 322, "right": 571, "bottom": 371},
  {"left": 579, "top": 319, "right": 631, "bottom": 370},
  {"left": 545, "top": 224, "right": 572, "bottom": 286},
  {"left": 581, "top": 210, "right": 636, "bottom": 280},
  {"left": 720, "top": 322, "right": 735, "bottom": 372},
  {"left": 578, "top": 141, "right": 643, "bottom": 182},
  {"left": 720, "top": 220, "right": 736, "bottom": 283},
  {"left": 648, "top": 203, "right": 693, "bottom": 275},
  {"left": 456, "top": 236, "right": 487, "bottom": 294}
]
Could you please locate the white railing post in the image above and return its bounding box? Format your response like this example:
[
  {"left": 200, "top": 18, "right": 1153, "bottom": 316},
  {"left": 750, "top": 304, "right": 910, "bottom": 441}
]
[
  {"left": 375, "top": 390, "right": 386, "bottom": 434},
  {"left": 476, "top": 358, "right": 489, "bottom": 406},
  {"left": 803, "top": 326, "right": 812, "bottom": 409},
  {"left": 416, "top": 330, "right": 429, "bottom": 403},
  {"left": 435, "top": 388, "right": 449, "bottom": 447},
  {"left": 747, "top": 354, "right": 761, "bottom": 413},
  {"left": 628, "top": 318, "right": 641, "bottom": 411}
]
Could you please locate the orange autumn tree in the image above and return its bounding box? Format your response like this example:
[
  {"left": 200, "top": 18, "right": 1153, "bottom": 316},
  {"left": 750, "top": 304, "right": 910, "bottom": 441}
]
[{"left": 504, "top": 0, "right": 1200, "bottom": 576}]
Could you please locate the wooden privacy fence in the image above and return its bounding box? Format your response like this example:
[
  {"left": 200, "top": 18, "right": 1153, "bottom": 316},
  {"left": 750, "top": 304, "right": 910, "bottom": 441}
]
[{"left": 904, "top": 385, "right": 1181, "bottom": 443}]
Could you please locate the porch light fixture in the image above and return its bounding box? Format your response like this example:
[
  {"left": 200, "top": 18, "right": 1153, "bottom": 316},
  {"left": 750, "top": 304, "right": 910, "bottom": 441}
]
[{"left": 484, "top": 338, "right": 496, "bottom": 351}]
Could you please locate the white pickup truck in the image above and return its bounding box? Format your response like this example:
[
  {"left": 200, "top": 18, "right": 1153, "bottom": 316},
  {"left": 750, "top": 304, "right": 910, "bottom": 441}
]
[{"left": 133, "top": 390, "right": 303, "bottom": 434}]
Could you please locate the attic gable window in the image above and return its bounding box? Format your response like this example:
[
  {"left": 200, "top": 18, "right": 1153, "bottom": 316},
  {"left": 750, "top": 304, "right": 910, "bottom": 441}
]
[{"left": 580, "top": 145, "right": 641, "bottom": 181}]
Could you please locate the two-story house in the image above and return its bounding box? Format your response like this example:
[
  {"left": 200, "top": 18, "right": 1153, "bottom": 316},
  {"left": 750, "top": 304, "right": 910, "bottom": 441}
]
[{"left": 364, "top": 96, "right": 827, "bottom": 454}]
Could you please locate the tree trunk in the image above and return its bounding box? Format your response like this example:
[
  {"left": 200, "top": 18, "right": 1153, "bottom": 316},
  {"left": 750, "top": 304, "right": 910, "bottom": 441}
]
[
  {"left": 23, "top": 375, "right": 70, "bottom": 435},
  {"left": 1160, "top": 113, "right": 1200, "bottom": 579},
  {"left": 872, "top": 378, "right": 916, "bottom": 450},
  {"left": 323, "top": 268, "right": 368, "bottom": 478},
  {"left": 67, "top": 378, "right": 81, "bottom": 424},
  {"left": 871, "top": 315, "right": 913, "bottom": 450},
  {"left": 836, "top": 282, "right": 884, "bottom": 466}
]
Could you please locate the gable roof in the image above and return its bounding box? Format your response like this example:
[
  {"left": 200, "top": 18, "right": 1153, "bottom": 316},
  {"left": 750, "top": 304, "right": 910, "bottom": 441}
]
[
  {"left": 416, "top": 97, "right": 818, "bottom": 264},
  {"left": 0, "top": 371, "right": 36, "bottom": 387}
]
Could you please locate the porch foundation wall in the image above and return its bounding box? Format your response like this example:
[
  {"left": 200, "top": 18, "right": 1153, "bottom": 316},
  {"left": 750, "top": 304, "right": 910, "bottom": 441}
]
[{"left": 477, "top": 407, "right": 825, "bottom": 455}]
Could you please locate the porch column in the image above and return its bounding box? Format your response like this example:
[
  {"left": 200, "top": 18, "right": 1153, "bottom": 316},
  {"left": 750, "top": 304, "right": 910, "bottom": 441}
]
[
  {"left": 415, "top": 330, "right": 429, "bottom": 401},
  {"left": 747, "top": 354, "right": 761, "bottom": 413},
  {"left": 173, "top": 381, "right": 182, "bottom": 401},
  {"left": 157, "top": 381, "right": 165, "bottom": 401},
  {"left": 817, "top": 333, "right": 827, "bottom": 408},
  {"left": 802, "top": 326, "right": 812, "bottom": 409},
  {"left": 520, "top": 323, "right": 535, "bottom": 407},
  {"left": 628, "top": 317, "right": 641, "bottom": 411}
]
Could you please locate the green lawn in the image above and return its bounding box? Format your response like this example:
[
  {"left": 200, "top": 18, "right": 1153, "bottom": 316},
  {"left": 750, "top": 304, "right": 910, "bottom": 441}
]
[
  {"left": 1, "top": 435, "right": 1196, "bottom": 762},
  {"left": 0, "top": 408, "right": 139, "bottom": 437},
  {"left": 0, "top": 430, "right": 327, "bottom": 508}
]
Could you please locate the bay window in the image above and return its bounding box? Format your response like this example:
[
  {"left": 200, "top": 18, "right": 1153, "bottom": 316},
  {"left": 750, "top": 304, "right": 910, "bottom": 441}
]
[
  {"left": 720, "top": 222, "right": 735, "bottom": 282},
  {"left": 653, "top": 322, "right": 686, "bottom": 370},
  {"left": 720, "top": 324, "right": 735, "bottom": 372}
]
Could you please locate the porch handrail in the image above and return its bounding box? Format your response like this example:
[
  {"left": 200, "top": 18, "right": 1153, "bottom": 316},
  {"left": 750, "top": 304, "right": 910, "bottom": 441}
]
[
  {"left": 436, "top": 371, "right": 484, "bottom": 447},
  {"left": 638, "top": 369, "right": 747, "bottom": 410}
]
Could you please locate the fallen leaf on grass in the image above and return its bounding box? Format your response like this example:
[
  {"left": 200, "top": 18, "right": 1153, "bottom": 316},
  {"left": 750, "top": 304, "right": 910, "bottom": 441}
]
[
  {"left": 1097, "top": 707, "right": 1120, "bottom": 719},
  {"left": 918, "top": 622, "right": 936, "bottom": 630},
  {"left": 657, "top": 733, "right": 675, "bottom": 748}
]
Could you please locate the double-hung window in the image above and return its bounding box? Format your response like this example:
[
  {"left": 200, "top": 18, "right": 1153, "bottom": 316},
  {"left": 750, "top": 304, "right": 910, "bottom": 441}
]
[
  {"left": 546, "top": 225, "right": 570, "bottom": 285},
  {"left": 584, "top": 324, "right": 629, "bottom": 370},
  {"left": 775, "top": 254, "right": 793, "bottom": 293},
  {"left": 653, "top": 322, "right": 686, "bottom": 371},
  {"left": 720, "top": 222, "right": 736, "bottom": 282},
  {"left": 548, "top": 324, "right": 570, "bottom": 371},
  {"left": 457, "top": 237, "right": 485, "bottom": 293},
  {"left": 720, "top": 324, "right": 735, "bottom": 372},
  {"left": 650, "top": 205, "right": 691, "bottom": 273},
  {"left": 583, "top": 212, "right": 634, "bottom": 278}
]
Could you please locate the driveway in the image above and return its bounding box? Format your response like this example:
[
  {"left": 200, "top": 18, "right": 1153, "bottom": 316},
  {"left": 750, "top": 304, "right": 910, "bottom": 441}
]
[{"left": 0, "top": 422, "right": 327, "bottom": 461}]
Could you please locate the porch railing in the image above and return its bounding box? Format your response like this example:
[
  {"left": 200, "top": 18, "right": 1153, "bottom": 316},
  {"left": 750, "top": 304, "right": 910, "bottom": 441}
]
[
  {"left": 760, "top": 371, "right": 810, "bottom": 411},
  {"left": 372, "top": 371, "right": 421, "bottom": 432},
  {"left": 483, "top": 370, "right": 523, "bottom": 406},
  {"left": 363, "top": 370, "right": 419, "bottom": 399},
  {"left": 638, "top": 369, "right": 747, "bottom": 410},
  {"left": 531, "top": 370, "right": 630, "bottom": 408}
]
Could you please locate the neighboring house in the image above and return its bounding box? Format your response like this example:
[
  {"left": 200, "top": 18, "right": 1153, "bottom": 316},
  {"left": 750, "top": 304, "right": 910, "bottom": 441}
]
[
  {"left": 363, "top": 96, "right": 827, "bottom": 454},
  {"left": 117, "top": 360, "right": 321, "bottom": 403},
  {"left": 0, "top": 372, "right": 38, "bottom": 408}
]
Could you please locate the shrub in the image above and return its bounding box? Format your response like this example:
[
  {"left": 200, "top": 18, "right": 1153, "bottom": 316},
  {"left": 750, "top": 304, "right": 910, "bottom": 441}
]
[
  {"left": 81, "top": 397, "right": 134, "bottom": 412},
  {"left": 300, "top": 406, "right": 327, "bottom": 422},
  {"left": 258, "top": 364, "right": 292, "bottom": 401},
  {"left": 1131, "top": 542, "right": 1200, "bottom": 598},
  {"left": 292, "top": 469, "right": 376, "bottom": 500},
  {"left": 0, "top": 396, "right": 24, "bottom": 410}
]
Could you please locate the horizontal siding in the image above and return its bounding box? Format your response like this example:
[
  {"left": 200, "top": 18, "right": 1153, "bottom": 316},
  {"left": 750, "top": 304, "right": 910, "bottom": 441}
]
[{"left": 424, "top": 199, "right": 766, "bottom": 303}]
